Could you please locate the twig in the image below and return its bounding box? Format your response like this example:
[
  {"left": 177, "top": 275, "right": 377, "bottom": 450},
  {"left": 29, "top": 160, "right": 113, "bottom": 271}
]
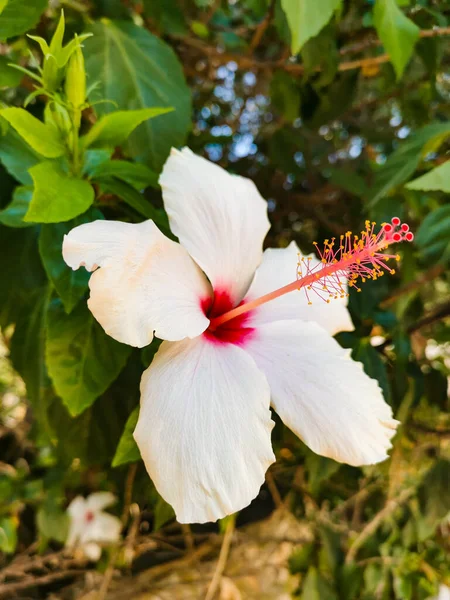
[
  {"left": 0, "top": 569, "right": 85, "bottom": 597},
  {"left": 248, "top": 0, "right": 276, "bottom": 54},
  {"left": 345, "top": 487, "right": 416, "bottom": 564},
  {"left": 182, "top": 523, "right": 195, "bottom": 553},
  {"left": 266, "top": 470, "right": 284, "bottom": 508},
  {"left": 204, "top": 517, "right": 235, "bottom": 600},
  {"left": 176, "top": 27, "right": 450, "bottom": 76},
  {"left": 408, "top": 300, "right": 450, "bottom": 334}
]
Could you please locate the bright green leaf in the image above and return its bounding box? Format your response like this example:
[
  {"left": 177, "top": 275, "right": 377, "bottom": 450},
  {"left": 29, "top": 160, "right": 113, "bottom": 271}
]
[
  {"left": 0, "top": 0, "right": 48, "bottom": 40},
  {"left": 0, "top": 186, "right": 34, "bottom": 227},
  {"left": 25, "top": 162, "right": 95, "bottom": 223},
  {"left": 405, "top": 160, "right": 450, "bottom": 192},
  {"left": 82, "top": 108, "right": 172, "bottom": 149},
  {"left": 46, "top": 299, "right": 132, "bottom": 416},
  {"left": 373, "top": 0, "right": 420, "bottom": 79},
  {"left": 0, "top": 517, "right": 18, "bottom": 554},
  {"left": 39, "top": 209, "right": 102, "bottom": 313},
  {"left": 90, "top": 159, "right": 159, "bottom": 190},
  {"left": 369, "top": 121, "right": 450, "bottom": 206},
  {"left": 280, "top": 0, "right": 342, "bottom": 54},
  {"left": 84, "top": 21, "right": 191, "bottom": 170},
  {"left": 0, "top": 108, "right": 66, "bottom": 158},
  {"left": 112, "top": 406, "right": 141, "bottom": 467}
]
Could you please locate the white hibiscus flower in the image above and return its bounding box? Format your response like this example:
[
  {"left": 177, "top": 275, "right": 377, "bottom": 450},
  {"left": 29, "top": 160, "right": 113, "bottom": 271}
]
[
  {"left": 66, "top": 492, "right": 121, "bottom": 560},
  {"left": 63, "top": 148, "right": 412, "bottom": 524}
]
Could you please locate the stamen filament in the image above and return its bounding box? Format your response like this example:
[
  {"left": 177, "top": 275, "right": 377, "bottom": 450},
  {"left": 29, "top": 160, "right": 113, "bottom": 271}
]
[{"left": 209, "top": 218, "right": 413, "bottom": 330}]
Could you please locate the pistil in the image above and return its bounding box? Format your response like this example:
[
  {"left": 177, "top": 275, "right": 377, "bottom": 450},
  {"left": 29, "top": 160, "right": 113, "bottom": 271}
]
[{"left": 209, "top": 218, "right": 413, "bottom": 330}]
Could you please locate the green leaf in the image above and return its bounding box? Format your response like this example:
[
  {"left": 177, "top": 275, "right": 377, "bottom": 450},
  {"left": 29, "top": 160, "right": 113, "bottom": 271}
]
[
  {"left": 305, "top": 451, "right": 340, "bottom": 496},
  {"left": 0, "top": 108, "right": 66, "bottom": 158},
  {"left": 0, "top": 517, "right": 18, "bottom": 554},
  {"left": 142, "top": 0, "right": 188, "bottom": 36},
  {"left": 0, "top": 226, "right": 46, "bottom": 328},
  {"left": 84, "top": 20, "right": 191, "bottom": 170},
  {"left": 39, "top": 209, "right": 102, "bottom": 313},
  {"left": 154, "top": 496, "right": 175, "bottom": 531},
  {"left": 100, "top": 178, "right": 170, "bottom": 233},
  {"left": 301, "top": 566, "right": 338, "bottom": 600},
  {"left": 25, "top": 161, "right": 95, "bottom": 223},
  {"left": 0, "top": 0, "right": 48, "bottom": 40},
  {"left": 37, "top": 501, "right": 69, "bottom": 544},
  {"left": 373, "top": 0, "right": 420, "bottom": 79},
  {"left": 82, "top": 108, "right": 173, "bottom": 149},
  {"left": 10, "top": 287, "right": 52, "bottom": 433},
  {"left": 369, "top": 121, "right": 450, "bottom": 206},
  {"left": 0, "top": 123, "right": 42, "bottom": 184},
  {"left": 280, "top": 0, "right": 341, "bottom": 54},
  {"left": 270, "top": 71, "right": 300, "bottom": 123},
  {"left": 405, "top": 161, "right": 450, "bottom": 192},
  {"left": 112, "top": 406, "right": 140, "bottom": 467},
  {"left": 415, "top": 205, "right": 450, "bottom": 264},
  {"left": 0, "top": 55, "right": 22, "bottom": 87},
  {"left": 90, "top": 160, "right": 159, "bottom": 190},
  {"left": 0, "top": 185, "right": 33, "bottom": 227},
  {"left": 353, "top": 339, "right": 390, "bottom": 401},
  {"left": 82, "top": 149, "right": 113, "bottom": 177},
  {"left": 46, "top": 299, "right": 132, "bottom": 416}
]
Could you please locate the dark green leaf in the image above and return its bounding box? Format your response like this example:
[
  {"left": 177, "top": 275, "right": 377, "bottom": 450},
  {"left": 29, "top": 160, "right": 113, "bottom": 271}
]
[
  {"left": 0, "top": 185, "right": 33, "bottom": 227},
  {"left": 25, "top": 161, "right": 95, "bottom": 223},
  {"left": 90, "top": 160, "right": 159, "bottom": 190},
  {"left": 369, "top": 121, "right": 450, "bottom": 206},
  {"left": 415, "top": 205, "right": 450, "bottom": 264},
  {"left": 46, "top": 299, "right": 132, "bottom": 416},
  {"left": 112, "top": 406, "right": 140, "bottom": 467},
  {"left": 0, "top": 0, "right": 48, "bottom": 40},
  {"left": 142, "top": 0, "right": 188, "bottom": 36},
  {"left": 100, "top": 178, "right": 170, "bottom": 233},
  {"left": 0, "top": 125, "right": 42, "bottom": 184},
  {"left": 39, "top": 209, "right": 103, "bottom": 313},
  {"left": 352, "top": 339, "right": 390, "bottom": 401},
  {"left": 301, "top": 566, "right": 338, "bottom": 600},
  {"left": 84, "top": 20, "right": 191, "bottom": 170}
]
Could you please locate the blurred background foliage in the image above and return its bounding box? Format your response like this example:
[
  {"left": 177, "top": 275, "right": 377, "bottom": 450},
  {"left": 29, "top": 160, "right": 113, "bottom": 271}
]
[{"left": 0, "top": 0, "right": 449, "bottom": 598}]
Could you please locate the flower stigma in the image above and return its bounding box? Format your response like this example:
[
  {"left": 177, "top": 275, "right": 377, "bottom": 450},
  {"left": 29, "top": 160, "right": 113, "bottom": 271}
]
[{"left": 209, "top": 217, "right": 413, "bottom": 330}]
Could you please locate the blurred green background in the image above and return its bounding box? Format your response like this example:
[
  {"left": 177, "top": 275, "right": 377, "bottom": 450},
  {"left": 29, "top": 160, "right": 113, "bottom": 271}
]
[{"left": 0, "top": 0, "right": 449, "bottom": 598}]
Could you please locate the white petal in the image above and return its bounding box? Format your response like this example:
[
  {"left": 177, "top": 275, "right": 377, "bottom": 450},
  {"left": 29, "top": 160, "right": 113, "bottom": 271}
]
[
  {"left": 134, "top": 336, "right": 275, "bottom": 523},
  {"left": 245, "top": 242, "right": 354, "bottom": 335},
  {"left": 245, "top": 321, "right": 398, "bottom": 466},
  {"left": 81, "top": 542, "right": 102, "bottom": 561},
  {"left": 159, "top": 148, "right": 270, "bottom": 304},
  {"left": 85, "top": 491, "right": 116, "bottom": 513},
  {"left": 63, "top": 219, "right": 211, "bottom": 346},
  {"left": 81, "top": 513, "right": 122, "bottom": 545},
  {"left": 66, "top": 496, "right": 86, "bottom": 548}
]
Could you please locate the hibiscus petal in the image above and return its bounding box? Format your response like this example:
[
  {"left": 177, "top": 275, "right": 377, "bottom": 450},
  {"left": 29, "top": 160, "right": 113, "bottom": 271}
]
[
  {"left": 245, "top": 320, "right": 398, "bottom": 466},
  {"left": 134, "top": 336, "right": 275, "bottom": 523},
  {"left": 82, "top": 513, "right": 122, "bottom": 545},
  {"left": 245, "top": 242, "right": 354, "bottom": 335},
  {"left": 85, "top": 491, "right": 116, "bottom": 512},
  {"left": 63, "top": 219, "right": 211, "bottom": 347},
  {"left": 159, "top": 148, "right": 270, "bottom": 304}
]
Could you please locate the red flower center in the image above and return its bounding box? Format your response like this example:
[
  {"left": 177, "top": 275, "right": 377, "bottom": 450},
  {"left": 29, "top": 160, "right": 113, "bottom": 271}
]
[
  {"left": 85, "top": 510, "right": 95, "bottom": 523},
  {"left": 201, "top": 288, "right": 255, "bottom": 345}
]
